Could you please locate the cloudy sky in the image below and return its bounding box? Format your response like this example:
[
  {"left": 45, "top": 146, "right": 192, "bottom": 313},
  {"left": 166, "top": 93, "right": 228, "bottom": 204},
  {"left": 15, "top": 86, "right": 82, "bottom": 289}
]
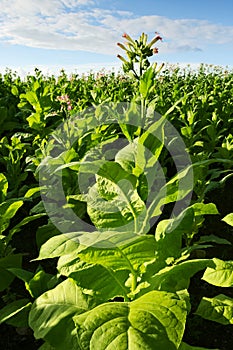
[{"left": 1, "top": 0, "right": 233, "bottom": 76}]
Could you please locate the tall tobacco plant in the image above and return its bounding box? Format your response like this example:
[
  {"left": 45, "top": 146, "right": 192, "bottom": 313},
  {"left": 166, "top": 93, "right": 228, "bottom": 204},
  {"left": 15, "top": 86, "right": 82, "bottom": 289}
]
[{"left": 0, "top": 33, "right": 232, "bottom": 350}]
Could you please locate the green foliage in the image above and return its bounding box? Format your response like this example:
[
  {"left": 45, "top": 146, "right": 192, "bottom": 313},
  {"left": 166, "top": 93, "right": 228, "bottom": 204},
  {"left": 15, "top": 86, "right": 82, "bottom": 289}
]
[
  {"left": 0, "top": 32, "right": 232, "bottom": 349},
  {"left": 202, "top": 258, "right": 233, "bottom": 287},
  {"left": 222, "top": 213, "right": 233, "bottom": 226},
  {"left": 195, "top": 294, "right": 233, "bottom": 325},
  {"left": 73, "top": 290, "right": 187, "bottom": 350}
]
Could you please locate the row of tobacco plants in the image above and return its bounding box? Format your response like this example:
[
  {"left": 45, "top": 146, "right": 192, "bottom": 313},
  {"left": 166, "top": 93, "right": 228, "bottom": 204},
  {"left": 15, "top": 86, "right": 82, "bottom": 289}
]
[{"left": 0, "top": 33, "right": 233, "bottom": 350}]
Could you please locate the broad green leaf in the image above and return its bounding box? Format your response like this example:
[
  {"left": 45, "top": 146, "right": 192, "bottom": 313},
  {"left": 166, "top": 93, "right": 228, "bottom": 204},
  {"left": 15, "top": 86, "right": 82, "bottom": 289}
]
[
  {"left": 115, "top": 139, "right": 140, "bottom": 174},
  {"left": 36, "top": 233, "right": 81, "bottom": 260},
  {"left": 77, "top": 234, "right": 157, "bottom": 274},
  {"left": 139, "top": 67, "right": 155, "bottom": 98},
  {"left": 144, "top": 259, "right": 215, "bottom": 293},
  {"left": 190, "top": 202, "right": 219, "bottom": 215},
  {"left": 138, "top": 114, "right": 165, "bottom": 167},
  {"left": 0, "top": 299, "right": 31, "bottom": 327},
  {"left": 115, "top": 139, "right": 165, "bottom": 202},
  {"left": 85, "top": 161, "right": 146, "bottom": 231},
  {"left": 8, "top": 267, "right": 34, "bottom": 282},
  {"left": 97, "top": 161, "right": 137, "bottom": 187},
  {"left": 29, "top": 279, "right": 96, "bottom": 340},
  {"left": 118, "top": 102, "right": 141, "bottom": 140},
  {"left": 139, "top": 165, "right": 194, "bottom": 234},
  {"left": 11, "top": 85, "right": 19, "bottom": 96},
  {"left": 222, "top": 213, "right": 233, "bottom": 227},
  {"left": 0, "top": 199, "right": 24, "bottom": 234},
  {"left": 153, "top": 202, "right": 220, "bottom": 265},
  {"left": 26, "top": 270, "right": 60, "bottom": 298},
  {"left": 116, "top": 115, "right": 165, "bottom": 177},
  {"left": 58, "top": 256, "right": 130, "bottom": 300},
  {"left": 202, "top": 258, "right": 233, "bottom": 287},
  {"left": 154, "top": 207, "right": 195, "bottom": 266},
  {"left": 87, "top": 181, "right": 146, "bottom": 231},
  {"left": 43, "top": 315, "right": 80, "bottom": 350},
  {"left": 195, "top": 294, "right": 233, "bottom": 325},
  {"left": 24, "top": 186, "right": 42, "bottom": 198},
  {"left": 7, "top": 213, "right": 46, "bottom": 243},
  {"left": 24, "top": 90, "right": 40, "bottom": 110},
  {"left": 74, "top": 290, "right": 188, "bottom": 350},
  {"left": 8, "top": 267, "right": 60, "bottom": 298}
]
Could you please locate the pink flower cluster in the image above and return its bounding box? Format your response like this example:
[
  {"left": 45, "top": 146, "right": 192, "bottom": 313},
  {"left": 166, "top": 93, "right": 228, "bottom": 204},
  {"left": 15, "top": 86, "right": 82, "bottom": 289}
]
[{"left": 57, "top": 94, "right": 73, "bottom": 110}]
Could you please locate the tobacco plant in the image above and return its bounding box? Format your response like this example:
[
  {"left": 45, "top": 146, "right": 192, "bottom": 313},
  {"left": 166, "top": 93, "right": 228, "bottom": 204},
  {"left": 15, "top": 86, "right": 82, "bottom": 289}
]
[
  {"left": 0, "top": 33, "right": 232, "bottom": 350},
  {"left": 20, "top": 34, "right": 232, "bottom": 349}
]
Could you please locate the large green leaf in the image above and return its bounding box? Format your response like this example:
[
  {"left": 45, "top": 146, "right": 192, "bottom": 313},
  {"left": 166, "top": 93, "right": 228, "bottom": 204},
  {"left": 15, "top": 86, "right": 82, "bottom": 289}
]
[
  {"left": 115, "top": 138, "right": 165, "bottom": 203},
  {"left": 55, "top": 233, "right": 157, "bottom": 298},
  {"left": 138, "top": 164, "right": 194, "bottom": 234},
  {"left": 153, "top": 202, "right": 219, "bottom": 266},
  {"left": 139, "top": 67, "right": 156, "bottom": 99},
  {"left": 116, "top": 119, "right": 164, "bottom": 178},
  {"left": 202, "top": 258, "right": 233, "bottom": 287},
  {"left": 74, "top": 290, "right": 188, "bottom": 350},
  {"left": 29, "top": 279, "right": 96, "bottom": 341},
  {"left": 138, "top": 114, "right": 165, "bottom": 168},
  {"left": 10, "top": 213, "right": 46, "bottom": 235},
  {"left": 53, "top": 158, "right": 148, "bottom": 232},
  {"left": 36, "top": 233, "right": 81, "bottom": 260},
  {"left": 154, "top": 211, "right": 194, "bottom": 268},
  {"left": 115, "top": 140, "right": 141, "bottom": 174},
  {"left": 9, "top": 268, "right": 60, "bottom": 299},
  {"left": 87, "top": 181, "right": 146, "bottom": 231},
  {"left": 23, "top": 90, "right": 40, "bottom": 110},
  {"left": 143, "top": 259, "right": 215, "bottom": 293},
  {"left": 190, "top": 202, "right": 219, "bottom": 215},
  {"left": 0, "top": 299, "right": 31, "bottom": 327},
  {"left": 0, "top": 199, "right": 24, "bottom": 234},
  {"left": 27, "top": 112, "right": 45, "bottom": 130},
  {"left": 58, "top": 256, "right": 130, "bottom": 300},
  {"left": 151, "top": 165, "right": 193, "bottom": 217},
  {"left": 43, "top": 315, "right": 80, "bottom": 350},
  {"left": 195, "top": 294, "right": 233, "bottom": 325},
  {"left": 86, "top": 161, "right": 147, "bottom": 231},
  {"left": 77, "top": 234, "right": 157, "bottom": 274}
]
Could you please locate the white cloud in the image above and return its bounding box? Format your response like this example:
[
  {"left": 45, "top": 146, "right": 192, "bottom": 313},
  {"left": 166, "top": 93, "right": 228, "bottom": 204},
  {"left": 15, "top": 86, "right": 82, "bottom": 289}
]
[{"left": 0, "top": 0, "right": 233, "bottom": 55}]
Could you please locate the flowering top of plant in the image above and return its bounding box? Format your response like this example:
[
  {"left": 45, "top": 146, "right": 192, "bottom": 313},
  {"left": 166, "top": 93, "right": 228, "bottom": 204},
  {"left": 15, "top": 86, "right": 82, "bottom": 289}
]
[
  {"left": 57, "top": 94, "right": 72, "bottom": 110},
  {"left": 117, "top": 32, "right": 163, "bottom": 79}
]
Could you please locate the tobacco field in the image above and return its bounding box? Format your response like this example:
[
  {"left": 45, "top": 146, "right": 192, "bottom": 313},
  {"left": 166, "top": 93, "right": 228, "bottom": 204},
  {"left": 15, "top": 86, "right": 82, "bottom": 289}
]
[{"left": 0, "top": 33, "right": 233, "bottom": 350}]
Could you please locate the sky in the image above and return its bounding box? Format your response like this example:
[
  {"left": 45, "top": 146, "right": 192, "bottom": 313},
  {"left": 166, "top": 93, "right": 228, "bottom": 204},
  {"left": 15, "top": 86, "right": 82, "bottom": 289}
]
[{"left": 0, "top": 0, "right": 233, "bottom": 76}]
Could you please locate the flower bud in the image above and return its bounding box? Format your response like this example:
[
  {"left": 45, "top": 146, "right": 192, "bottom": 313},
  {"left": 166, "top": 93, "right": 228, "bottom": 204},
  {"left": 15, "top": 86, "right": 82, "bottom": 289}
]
[
  {"left": 117, "top": 42, "right": 127, "bottom": 51},
  {"left": 117, "top": 54, "right": 128, "bottom": 63},
  {"left": 148, "top": 35, "right": 162, "bottom": 48},
  {"left": 122, "top": 33, "right": 134, "bottom": 43}
]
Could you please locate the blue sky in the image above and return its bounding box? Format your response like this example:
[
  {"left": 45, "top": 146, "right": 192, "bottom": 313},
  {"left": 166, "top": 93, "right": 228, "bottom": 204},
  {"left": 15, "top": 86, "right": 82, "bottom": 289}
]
[{"left": 0, "top": 0, "right": 233, "bottom": 76}]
